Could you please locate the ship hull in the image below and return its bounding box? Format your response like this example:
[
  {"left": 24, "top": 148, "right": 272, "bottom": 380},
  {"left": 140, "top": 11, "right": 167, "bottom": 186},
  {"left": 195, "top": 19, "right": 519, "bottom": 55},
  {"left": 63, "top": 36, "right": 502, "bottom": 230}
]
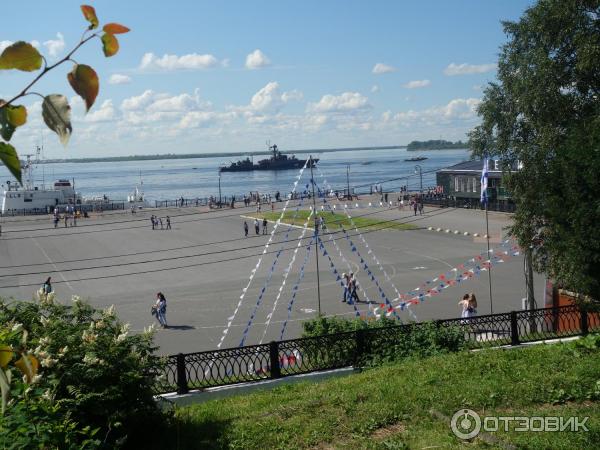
[{"left": 220, "top": 158, "right": 318, "bottom": 172}]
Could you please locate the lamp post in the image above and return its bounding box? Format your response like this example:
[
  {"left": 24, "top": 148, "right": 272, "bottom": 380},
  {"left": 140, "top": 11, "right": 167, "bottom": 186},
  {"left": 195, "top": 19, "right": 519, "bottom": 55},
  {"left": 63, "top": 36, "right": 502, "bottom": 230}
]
[
  {"left": 218, "top": 172, "right": 222, "bottom": 207},
  {"left": 414, "top": 165, "right": 422, "bottom": 194},
  {"left": 346, "top": 164, "right": 351, "bottom": 200}
]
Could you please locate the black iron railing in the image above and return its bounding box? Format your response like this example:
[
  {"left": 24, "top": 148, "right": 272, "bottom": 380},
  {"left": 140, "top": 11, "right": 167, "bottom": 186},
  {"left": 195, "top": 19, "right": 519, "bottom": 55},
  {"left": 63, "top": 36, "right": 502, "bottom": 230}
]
[{"left": 155, "top": 304, "right": 598, "bottom": 395}]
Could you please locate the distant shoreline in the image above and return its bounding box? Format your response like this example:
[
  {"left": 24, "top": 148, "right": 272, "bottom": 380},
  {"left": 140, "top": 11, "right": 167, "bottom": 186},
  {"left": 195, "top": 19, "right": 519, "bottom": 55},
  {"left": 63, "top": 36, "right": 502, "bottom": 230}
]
[{"left": 37, "top": 145, "right": 407, "bottom": 164}]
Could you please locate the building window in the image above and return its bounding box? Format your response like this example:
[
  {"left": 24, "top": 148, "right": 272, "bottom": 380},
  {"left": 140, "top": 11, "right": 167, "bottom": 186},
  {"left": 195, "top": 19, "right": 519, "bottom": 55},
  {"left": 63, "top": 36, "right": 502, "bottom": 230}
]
[{"left": 454, "top": 176, "right": 459, "bottom": 192}]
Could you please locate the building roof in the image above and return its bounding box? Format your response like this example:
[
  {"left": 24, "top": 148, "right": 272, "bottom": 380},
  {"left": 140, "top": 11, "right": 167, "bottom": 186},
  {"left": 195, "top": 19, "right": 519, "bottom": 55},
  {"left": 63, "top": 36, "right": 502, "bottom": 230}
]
[{"left": 437, "top": 159, "right": 503, "bottom": 174}]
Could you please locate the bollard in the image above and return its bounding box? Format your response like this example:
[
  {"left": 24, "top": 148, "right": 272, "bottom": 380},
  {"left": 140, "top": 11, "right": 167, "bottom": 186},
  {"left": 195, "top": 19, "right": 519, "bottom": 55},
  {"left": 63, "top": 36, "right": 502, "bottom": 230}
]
[
  {"left": 510, "top": 311, "right": 520, "bottom": 346},
  {"left": 269, "top": 341, "right": 281, "bottom": 379},
  {"left": 176, "top": 353, "right": 189, "bottom": 394}
]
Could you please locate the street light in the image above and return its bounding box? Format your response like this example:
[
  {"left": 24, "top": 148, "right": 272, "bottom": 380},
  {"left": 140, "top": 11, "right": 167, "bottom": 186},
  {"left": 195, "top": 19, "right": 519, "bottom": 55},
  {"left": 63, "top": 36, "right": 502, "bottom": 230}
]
[
  {"left": 414, "top": 165, "right": 422, "bottom": 194},
  {"left": 218, "top": 172, "right": 222, "bottom": 207}
]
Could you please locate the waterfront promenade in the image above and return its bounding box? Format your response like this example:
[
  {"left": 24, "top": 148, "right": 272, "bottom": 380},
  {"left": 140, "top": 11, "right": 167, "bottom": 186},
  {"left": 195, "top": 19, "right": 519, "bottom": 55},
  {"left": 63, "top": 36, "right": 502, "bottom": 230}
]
[{"left": 0, "top": 197, "right": 537, "bottom": 355}]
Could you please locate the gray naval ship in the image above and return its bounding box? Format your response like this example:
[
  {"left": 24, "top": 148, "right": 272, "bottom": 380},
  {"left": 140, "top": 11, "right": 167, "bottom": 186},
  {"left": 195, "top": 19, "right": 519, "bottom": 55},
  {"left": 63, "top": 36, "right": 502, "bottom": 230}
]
[{"left": 219, "top": 144, "right": 318, "bottom": 172}]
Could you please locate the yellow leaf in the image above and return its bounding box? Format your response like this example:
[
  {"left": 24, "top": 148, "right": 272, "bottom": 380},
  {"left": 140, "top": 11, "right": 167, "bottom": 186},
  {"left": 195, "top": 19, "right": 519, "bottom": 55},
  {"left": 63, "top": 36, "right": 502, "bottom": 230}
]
[
  {"left": 0, "top": 346, "right": 13, "bottom": 368},
  {"left": 101, "top": 33, "right": 119, "bottom": 57},
  {"left": 6, "top": 105, "right": 27, "bottom": 127},
  {"left": 0, "top": 41, "right": 43, "bottom": 72},
  {"left": 15, "top": 354, "right": 39, "bottom": 383},
  {"left": 80, "top": 5, "right": 99, "bottom": 29}
]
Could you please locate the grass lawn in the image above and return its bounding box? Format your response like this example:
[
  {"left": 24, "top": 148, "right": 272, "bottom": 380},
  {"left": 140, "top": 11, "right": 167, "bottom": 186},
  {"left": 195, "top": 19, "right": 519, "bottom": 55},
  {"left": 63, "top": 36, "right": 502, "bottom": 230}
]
[
  {"left": 156, "top": 341, "right": 600, "bottom": 449},
  {"left": 250, "top": 210, "right": 418, "bottom": 232}
]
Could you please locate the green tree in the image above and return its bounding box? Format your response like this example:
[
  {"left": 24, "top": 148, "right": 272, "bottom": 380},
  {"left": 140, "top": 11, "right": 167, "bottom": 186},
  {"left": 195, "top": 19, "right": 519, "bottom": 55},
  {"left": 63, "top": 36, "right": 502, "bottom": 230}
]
[
  {"left": 0, "top": 5, "right": 129, "bottom": 183},
  {"left": 469, "top": 0, "right": 600, "bottom": 301}
]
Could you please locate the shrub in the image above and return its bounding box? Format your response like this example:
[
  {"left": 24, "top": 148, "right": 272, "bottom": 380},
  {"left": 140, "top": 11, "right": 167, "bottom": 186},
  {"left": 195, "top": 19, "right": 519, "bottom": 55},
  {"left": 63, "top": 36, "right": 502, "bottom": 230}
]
[
  {"left": 301, "top": 316, "right": 467, "bottom": 367},
  {"left": 0, "top": 294, "right": 168, "bottom": 449}
]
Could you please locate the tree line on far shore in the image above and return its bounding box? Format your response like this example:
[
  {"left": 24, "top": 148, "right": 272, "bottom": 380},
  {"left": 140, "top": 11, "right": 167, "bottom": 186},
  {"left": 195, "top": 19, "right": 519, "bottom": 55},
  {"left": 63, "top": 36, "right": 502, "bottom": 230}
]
[{"left": 406, "top": 140, "right": 467, "bottom": 151}]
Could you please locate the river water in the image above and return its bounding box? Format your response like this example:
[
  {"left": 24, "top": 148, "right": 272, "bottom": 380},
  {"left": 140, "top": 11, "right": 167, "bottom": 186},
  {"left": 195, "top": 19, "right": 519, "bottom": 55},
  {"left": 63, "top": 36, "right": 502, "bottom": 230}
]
[{"left": 0, "top": 148, "right": 470, "bottom": 203}]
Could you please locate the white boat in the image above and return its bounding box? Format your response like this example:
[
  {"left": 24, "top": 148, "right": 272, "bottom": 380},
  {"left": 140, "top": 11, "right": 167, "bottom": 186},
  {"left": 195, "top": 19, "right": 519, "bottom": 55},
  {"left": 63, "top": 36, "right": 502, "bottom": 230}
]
[{"left": 1, "top": 151, "right": 81, "bottom": 214}]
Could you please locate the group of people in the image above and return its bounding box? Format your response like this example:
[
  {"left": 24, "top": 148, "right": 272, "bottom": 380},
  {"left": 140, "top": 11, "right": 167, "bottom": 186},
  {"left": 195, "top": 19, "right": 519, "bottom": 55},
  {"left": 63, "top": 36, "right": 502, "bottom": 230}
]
[
  {"left": 150, "top": 215, "right": 171, "bottom": 230},
  {"left": 459, "top": 292, "right": 478, "bottom": 319},
  {"left": 244, "top": 218, "right": 268, "bottom": 236},
  {"left": 341, "top": 272, "right": 360, "bottom": 304}
]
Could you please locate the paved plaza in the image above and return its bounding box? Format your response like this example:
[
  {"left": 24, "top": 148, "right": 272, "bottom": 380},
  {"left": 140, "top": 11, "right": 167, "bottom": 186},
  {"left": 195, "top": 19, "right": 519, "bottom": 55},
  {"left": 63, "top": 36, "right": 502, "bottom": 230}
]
[{"left": 0, "top": 198, "right": 542, "bottom": 355}]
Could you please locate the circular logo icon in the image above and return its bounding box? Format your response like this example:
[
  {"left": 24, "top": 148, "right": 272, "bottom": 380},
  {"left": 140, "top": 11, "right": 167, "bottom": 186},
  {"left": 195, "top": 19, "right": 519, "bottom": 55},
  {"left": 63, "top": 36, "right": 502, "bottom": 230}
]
[{"left": 451, "top": 409, "right": 481, "bottom": 440}]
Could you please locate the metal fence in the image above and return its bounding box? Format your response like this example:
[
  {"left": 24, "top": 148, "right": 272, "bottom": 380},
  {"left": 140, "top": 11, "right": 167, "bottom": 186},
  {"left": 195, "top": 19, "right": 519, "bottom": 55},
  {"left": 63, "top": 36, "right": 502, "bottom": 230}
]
[
  {"left": 0, "top": 202, "right": 125, "bottom": 217},
  {"left": 156, "top": 304, "right": 598, "bottom": 395},
  {"left": 422, "top": 197, "right": 517, "bottom": 213}
]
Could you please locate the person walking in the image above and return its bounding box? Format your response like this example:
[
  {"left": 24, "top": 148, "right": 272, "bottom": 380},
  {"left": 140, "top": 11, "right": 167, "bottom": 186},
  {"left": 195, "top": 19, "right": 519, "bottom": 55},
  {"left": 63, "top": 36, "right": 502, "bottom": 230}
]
[
  {"left": 42, "top": 277, "right": 52, "bottom": 295},
  {"left": 154, "top": 292, "right": 168, "bottom": 328},
  {"left": 413, "top": 200, "right": 418, "bottom": 216},
  {"left": 262, "top": 217, "right": 268, "bottom": 235},
  {"left": 151, "top": 215, "right": 155, "bottom": 230},
  {"left": 166, "top": 216, "right": 171, "bottom": 230},
  {"left": 254, "top": 218, "right": 260, "bottom": 235},
  {"left": 349, "top": 273, "right": 360, "bottom": 303},
  {"left": 341, "top": 273, "right": 350, "bottom": 303},
  {"left": 244, "top": 221, "right": 249, "bottom": 237},
  {"left": 159, "top": 217, "right": 164, "bottom": 230},
  {"left": 418, "top": 201, "right": 424, "bottom": 215}
]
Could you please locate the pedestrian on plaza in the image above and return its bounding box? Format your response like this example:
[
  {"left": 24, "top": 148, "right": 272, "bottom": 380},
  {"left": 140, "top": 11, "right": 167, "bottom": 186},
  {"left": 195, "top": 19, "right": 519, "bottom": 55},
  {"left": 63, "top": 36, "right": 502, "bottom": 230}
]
[
  {"left": 153, "top": 292, "right": 168, "bottom": 328},
  {"left": 42, "top": 277, "right": 53, "bottom": 295},
  {"left": 341, "top": 273, "right": 350, "bottom": 303},
  {"left": 418, "top": 201, "right": 424, "bottom": 215},
  {"left": 349, "top": 273, "right": 360, "bottom": 303},
  {"left": 413, "top": 200, "right": 418, "bottom": 216},
  {"left": 159, "top": 217, "right": 164, "bottom": 230},
  {"left": 254, "top": 218, "right": 260, "bottom": 235},
  {"left": 166, "top": 216, "right": 171, "bottom": 230},
  {"left": 54, "top": 215, "right": 60, "bottom": 228},
  {"left": 262, "top": 217, "right": 268, "bottom": 235},
  {"left": 244, "top": 221, "right": 249, "bottom": 237},
  {"left": 151, "top": 215, "right": 155, "bottom": 230},
  {"left": 459, "top": 293, "right": 477, "bottom": 320}
]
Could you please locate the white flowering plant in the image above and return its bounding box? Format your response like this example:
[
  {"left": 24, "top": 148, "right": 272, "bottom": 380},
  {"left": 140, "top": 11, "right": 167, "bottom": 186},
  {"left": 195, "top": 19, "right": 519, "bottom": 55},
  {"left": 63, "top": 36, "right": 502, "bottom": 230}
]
[{"left": 0, "top": 295, "right": 167, "bottom": 449}]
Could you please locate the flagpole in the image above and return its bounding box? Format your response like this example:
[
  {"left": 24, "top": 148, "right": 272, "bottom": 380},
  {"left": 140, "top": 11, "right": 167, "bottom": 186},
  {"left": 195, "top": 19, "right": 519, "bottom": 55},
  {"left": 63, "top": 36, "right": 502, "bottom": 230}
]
[
  {"left": 481, "top": 157, "right": 493, "bottom": 314},
  {"left": 485, "top": 200, "right": 493, "bottom": 314}
]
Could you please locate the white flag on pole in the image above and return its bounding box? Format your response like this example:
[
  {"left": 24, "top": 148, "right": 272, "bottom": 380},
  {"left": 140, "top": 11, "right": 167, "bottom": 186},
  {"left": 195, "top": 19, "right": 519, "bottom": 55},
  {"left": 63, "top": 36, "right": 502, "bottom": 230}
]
[{"left": 480, "top": 158, "right": 489, "bottom": 204}]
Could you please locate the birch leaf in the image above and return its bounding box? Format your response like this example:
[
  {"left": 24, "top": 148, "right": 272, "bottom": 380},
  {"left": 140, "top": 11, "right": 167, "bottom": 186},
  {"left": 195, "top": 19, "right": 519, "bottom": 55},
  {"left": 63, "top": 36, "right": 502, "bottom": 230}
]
[
  {"left": 0, "top": 142, "right": 22, "bottom": 184},
  {"left": 42, "top": 94, "right": 72, "bottom": 147}
]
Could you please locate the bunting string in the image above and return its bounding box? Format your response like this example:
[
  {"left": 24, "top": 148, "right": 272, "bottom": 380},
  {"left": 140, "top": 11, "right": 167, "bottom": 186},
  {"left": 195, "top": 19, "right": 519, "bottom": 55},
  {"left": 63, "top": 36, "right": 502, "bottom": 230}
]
[
  {"left": 278, "top": 234, "right": 316, "bottom": 341},
  {"left": 315, "top": 169, "right": 412, "bottom": 320},
  {"left": 259, "top": 207, "right": 315, "bottom": 344},
  {"left": 392, "top": 239, "right": 521, "bottom": 309},
  {"left": 317, "top": 236, "right": 363, "bottom": 318},
  {"left": 238, "top": 192, "right": 309, "bottom": 347},
  {"left": 216, "top": 159, "right": 309, "bottom": 349}
]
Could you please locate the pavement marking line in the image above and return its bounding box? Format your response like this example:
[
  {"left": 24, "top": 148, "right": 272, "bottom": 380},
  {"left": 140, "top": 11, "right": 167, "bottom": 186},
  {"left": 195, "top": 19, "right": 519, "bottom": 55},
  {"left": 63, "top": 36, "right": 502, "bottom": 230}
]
[
  {"left": 403, "top": 250, "right": 454, "bottom": 269},
  {"left": 33, "top": 238, "right": 75, "bottom": 292}
]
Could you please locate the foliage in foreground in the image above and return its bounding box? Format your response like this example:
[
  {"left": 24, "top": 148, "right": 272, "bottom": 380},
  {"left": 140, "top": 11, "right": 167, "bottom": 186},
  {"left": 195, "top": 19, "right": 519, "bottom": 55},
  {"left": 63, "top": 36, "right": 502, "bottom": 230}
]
[
  {"left": 0, "top": 294, "right": 167, "bottom": 449},
  {"left": 469, "top": 0, "right": 600, "bottom": 300},
  {"left": 163, "top": 337, "right": 600, "bottom": 449},
  {"left": 302, "top": 315, "right": 467, "bottom": 366}
]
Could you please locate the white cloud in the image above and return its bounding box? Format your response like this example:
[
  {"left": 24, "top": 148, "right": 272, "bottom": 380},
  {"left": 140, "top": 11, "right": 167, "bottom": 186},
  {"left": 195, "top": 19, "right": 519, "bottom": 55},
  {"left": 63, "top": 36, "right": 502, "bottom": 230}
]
[
  {"left": 245, "top": 49, "right": 271, "bottom": 70},
  {"left": 139, "top": 52, "right": 220, "bottom": 71},
  {"left": 109, "top": 74, "right": 132, "bottom": 85},
  {"left": 444, "top": 63, "right": 496, "bottom": 76},
  {"left": 403, "top": 79, "right": 431, "bottom": 89},
  {"left": 85, "top": 100, "right": 115, "bottom": 122},
  {"left": 121, "top": 90, "right": 158, "bottom": 111},
  {"left": 281, "top": 89, "right": 303, "bottom": 103},
  {"left": 389, "top": 97, "right": 481, "bottom": 125},
  {"left": 372, "top": 63, "right": 396, "bottom": 74},
  {"left": 0, "top": 41, "right": 12, "bottom": 52},
  {"left": 307, "top": 92, "right": 370, "bottom": 113},
  {"left": 371, "top": 85, "right": 380, "bottom": 93},
  {"left": 43, "top": 32, "right": 65, "bottom": 58},
  {"left": 179, "top": 111, "right": 236, "bottom": 129}
]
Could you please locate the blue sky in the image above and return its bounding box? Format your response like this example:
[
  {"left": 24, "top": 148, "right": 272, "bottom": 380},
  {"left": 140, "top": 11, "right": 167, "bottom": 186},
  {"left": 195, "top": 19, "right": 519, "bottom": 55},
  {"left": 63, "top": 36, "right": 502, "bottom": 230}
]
[{"left": 2, "top": 0, "right": 534, "bottom": 158}]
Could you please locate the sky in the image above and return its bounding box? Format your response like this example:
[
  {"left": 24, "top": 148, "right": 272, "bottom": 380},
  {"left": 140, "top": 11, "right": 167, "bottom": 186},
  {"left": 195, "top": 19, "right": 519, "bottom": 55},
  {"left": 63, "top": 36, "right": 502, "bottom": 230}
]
[{"left": 1, "top": 0, "right": 535, "bottom": 158}]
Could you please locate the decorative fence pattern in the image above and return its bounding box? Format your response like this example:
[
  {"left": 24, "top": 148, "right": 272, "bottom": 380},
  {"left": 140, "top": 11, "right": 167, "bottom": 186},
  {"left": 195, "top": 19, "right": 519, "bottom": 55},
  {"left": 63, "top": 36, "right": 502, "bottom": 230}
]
[{"left": 156, "top": 304, "right": 599, "bottom": 395}]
